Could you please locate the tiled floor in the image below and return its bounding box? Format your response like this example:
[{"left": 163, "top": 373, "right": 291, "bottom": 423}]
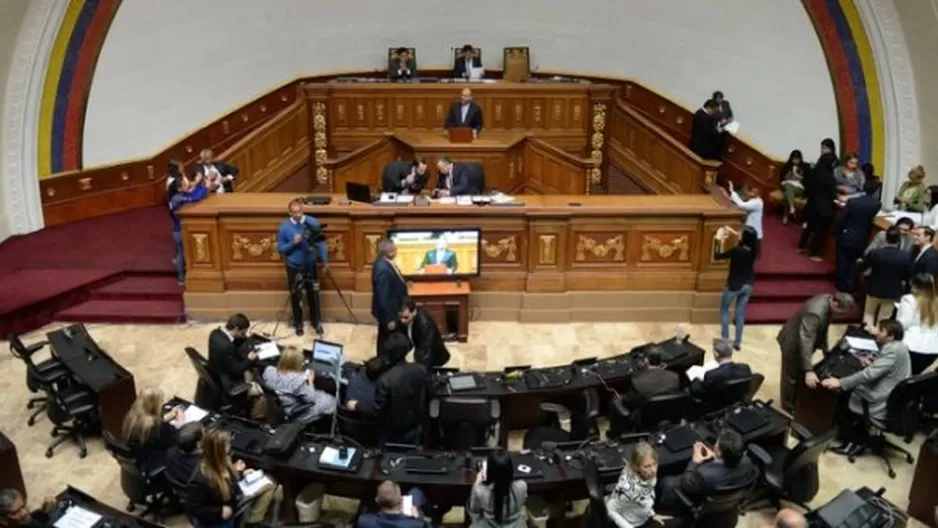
[{"left": 0, "top": 320, "right": 925, "bottom": 527}]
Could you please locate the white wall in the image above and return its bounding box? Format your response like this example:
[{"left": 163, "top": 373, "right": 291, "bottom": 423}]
[
  {"left": 0, "top": 0, "right": 32, "bottom": 243},
  {"left": 83, "top": 0, "right": 838, "bottom": 166}
]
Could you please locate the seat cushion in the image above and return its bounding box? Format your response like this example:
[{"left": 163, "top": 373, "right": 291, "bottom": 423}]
[{"left": 523, "top": 426, "right": 571, "bottom": 450}]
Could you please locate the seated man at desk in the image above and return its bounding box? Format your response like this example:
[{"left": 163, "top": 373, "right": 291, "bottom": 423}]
[
  {"left": 690, "top": 338, "right": 752, "bottom": 400},
  {"left": 356, "top": 481, "right": 429, "bottom": 528},
  {"left": 820, "top": 319, "right": 912, "bottom": 456},
  {"left": 419, "top": 239, "right": 457, "bottom": 274},
  {"left": 389, "top": 47, "right": 416, "bottom": 81},
  {"left": 399, "top": 297, "right": 451, "bottom": 368},
  {"left": 166, "top": 422, "right": 204, "bottom": 485},
  {"left": 345, "top": 356, "right": 391, "bottom": 410},
  {"left": 435, "top": 158, "right": 483, "bottom": 197},
  {"left": 444, "top": 88, "right": 483, "bottom": 138},
  {"left": 208, "top": 313, "right": 262, "bottom": 417},
  {"left": 620, "top": 346, "right": 682, "bottom": 408},
  {"left": 382, "top": 159, "right": 429, "bottom": 194},
  {"left": 656, "top": 430, "right": 758, "bottom": 513},
  {"left": 453, "top": 44, "right": 482, "bottom": 79},
  {"left": 347, "top": 333, "right": 429, "bottom": 446},
  {"left": 0, "top": 489, "right": 55, "bottom": 527}
]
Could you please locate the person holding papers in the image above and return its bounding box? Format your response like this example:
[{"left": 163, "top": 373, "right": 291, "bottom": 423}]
[
  {"left": 690, "top": 339, "right": 752, "bottom": 401},
  {"left": 895, "top": 273, "right": 938, "bottom": 374},
  {"left": 188, "top": 429, "right": 281, "bottom": 527},
  {"left": 726, "top": 180, "right": 763, "bottom": 257},
  {"left": 821, "top": 320, "right": 911, "bottom": 456},
  {"left": 419, "top": 239, "right": 458, "bottom": 274},
  {"left": 779, "top": 150, "right": 811, "bottom": 225},
  {"left": 356, "top": 481, "right": 430, "bottom": 528},
  {"left": 261, "top": 346, "right": 336, "bottom": 426},
  {"left": 453, "top": 45, "right": 482, "bottom": 79},
  {"left": 688, "top": 99, "right": 723, "bottom": 161},
  {"left": 121, "top": 387, "right": 182, "bottom": 474}
]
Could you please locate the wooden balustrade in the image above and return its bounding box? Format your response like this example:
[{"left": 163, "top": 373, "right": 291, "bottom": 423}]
[
  {"left": 523, "top": 138, "right": 595, "bottom": 194},
  {"left": 324, "top": 134, "right": 408, "bottom": 192},
  {"left": 606, "top": 97, "right": 720, "bottom": 194}
]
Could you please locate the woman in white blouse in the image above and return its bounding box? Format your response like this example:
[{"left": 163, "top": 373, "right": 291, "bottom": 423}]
[
  {"left": 921, "top": 186, "right": 938, "bottom": 229},
  {"left": 896, "top": 273, "right": 938, "bottom": 374}
]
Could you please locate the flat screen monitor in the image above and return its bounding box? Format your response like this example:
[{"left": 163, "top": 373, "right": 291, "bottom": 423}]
[
  {"left": 387, "top": 228, "right": 481, "bottom": 279},
  {"left": 312, "top": 339, "right": 343, "bottom": 366}
]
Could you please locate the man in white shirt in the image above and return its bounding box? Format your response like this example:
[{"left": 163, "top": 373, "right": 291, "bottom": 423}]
[
  {"left": 196, "top": 148, "right": 239, "bottom": 193},
  {"left": 727, "top": 180, "right": 764, "bottom": 256},
  {"left": 452, "top": 44, "right": 481, "bottom": 79}
]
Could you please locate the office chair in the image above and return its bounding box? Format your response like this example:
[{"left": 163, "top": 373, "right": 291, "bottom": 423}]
[
  {"left": 693, "top": 374, "right": 765, "bottom": 417},
  {"left": 608, "top": 391, "right": 693, "bottom": 437},
  {"left": 184, "top": 347, "right": 251, "bottom": 415},
  {"left": 44, "top": 386, "right": 96, "bottom": 458},
  {"left": 336, "top": 407, "right": 382, "bottom": 447},
  {"left": 524, "top": 388, "right": 600, "bottom": 450},
  {"left": 429, "top": 396, "right": 501, "bottom": 450},
  {"left": 580, "top": 457, "right": 613, "bottom": 528},
  {"left": 258, "top": 379, "right": 329, "bottom": 433},
  {"left": 674, "top": 477, "right": 756, "bottom": 528},
  {"left": 846, "top": 373, "right": 936, "bottom": 478},
  {"left": 745, "top": 423, "right": 837, "bottom": 510},
  {"left": 8, "top": 333, "right": 71, "bottom": 426},
  {"left": 103, "top": 431, "right": 173, "bottom": 522}
]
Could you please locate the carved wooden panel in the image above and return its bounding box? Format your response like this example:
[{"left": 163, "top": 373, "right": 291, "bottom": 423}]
[
  {"left": 230, "top": 233, "right": 280, "bottom": 262},
  {"left": 636, "top": 232, "right": 693, "bottom": 264},
  {"left": 190, "top": 233, "right": 212, "bottom": 264},
  {"left": 573, "top": 233, "right": 626, "bottom": 263},
  {"left": 326, "top": 234, "right": 348, "bottom": 262},
  {"left": 481, "top": 234, "right": 520, "bottom": 264},
  {"left": 538, "top": 234, "right": 557, "bottom": 265}
]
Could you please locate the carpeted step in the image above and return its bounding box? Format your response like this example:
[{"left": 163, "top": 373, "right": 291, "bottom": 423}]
[
  {"left": 751, "top": 279, "right": 838, "bottom": 301},
  {"left": 54, "top": 299, "right": 185, "bottom": 324},
  {"left": 91, "top": 275, "right": 182, "bottom": 301},
  {"left": 747, "top": 300, "right": 863, "bottom": 325}
]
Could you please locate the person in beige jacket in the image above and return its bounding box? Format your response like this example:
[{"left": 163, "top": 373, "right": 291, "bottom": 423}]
[{"left": 776, "top": 293, "right": 855, "bottom": 412}]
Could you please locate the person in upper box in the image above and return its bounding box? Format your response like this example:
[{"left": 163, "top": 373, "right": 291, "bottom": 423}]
[
  {"left": 435, "top": 158, "right": 484, "bottom": 197},
  {"left": 381, "top": 159, "right": 429, "bottom": 194},
  {"left": 453, "top": 44, "right": 482, "bottom": 79},
  {"left": 688, "top": 99, "right": 723, "bottom": 161},
  {"left": 389, "top": 47, "right": 416, "bottom": 81},
  {"left": 444, "top": 88, "right": 483, "bottom": 138}
]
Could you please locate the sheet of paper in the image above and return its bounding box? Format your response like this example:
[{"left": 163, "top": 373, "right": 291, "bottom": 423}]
[
  {"left": 319, "top": 445, "right": 356, "bottom": 468},
  {"left": 256, "top": 341, "right": 281, "bottom": 360},
  {"left": 54, "top": 506, "right": 102, "bottom": 528},
  {"left": 437, "top": 197, "right": 456, "bottom": 205},
  {"left": 456, "top": 196, "right": 474, "bottom": 206},
  {"left": 402, "top": 495, "right": 414, "bottom": 515},
  {"left": 845, "top": 336, "right": 879, "bottom": 352},
  {"left": 685, "top": 361, "right": 720, "bottom": 382},
  {"left": 877, "top": 211, "right": 922, "bottom": 225},
  {"left": 179, "top": 405, "right": 208, "bottom": 425},
  {"left": 722, "top": 121, "right": 741, "bottom": 134},
  {"left": 239, "top": 472, "right": 273, "bottom": 497}
]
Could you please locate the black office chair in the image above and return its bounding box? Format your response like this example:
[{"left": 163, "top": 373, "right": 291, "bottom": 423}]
[
  {"left": 44, "top": 386, "right": 97, "bottom": 458},
  {"left": 524, "top": 388, "right": 600, "bottom": 450},
  {"left": 580, "top": 457, "right": 613, "bottom": 528},
  {"left": 467, "top": 162, "right": 486, "bottom": 193},
  {"left": 336, "top": 407, "right": 382, "bottom": 447},
  {"left": 847, "top": 373, "right": 937, "bottom": 478},
  {"left": 694, "top": 374, "right": 765, "bottom": 417},
  {"left": 745, "top": 423, "right": 836, "bottom": 510},
  {"left": 608, "top": 391, "right": 693, "bottom": 437},
  {"left": 258, "top": 379, "right": 328, "bottom": 433},
  {"left": 674, "top": 478, "right": 755, "bottom": 528},
  {"left": 429, "top": 397, "right": 501, "bottom": 450},
  {"left": 8, "top": 333, "right": 71, "bottom": 426},
  {"left": 184, "top": 347, "right": 251, "bottom": 415},
  {"left": 102, "top": 431, "right": 172, "bottom": 520}
]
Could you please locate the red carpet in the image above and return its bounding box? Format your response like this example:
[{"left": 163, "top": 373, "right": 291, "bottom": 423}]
[{"left": 0, "top": 206, "right": 185, "bottom": 336}]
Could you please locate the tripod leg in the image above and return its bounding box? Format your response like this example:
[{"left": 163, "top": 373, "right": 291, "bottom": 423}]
[
  {"left": 323, "top": 266, "right": 360, "bottom": 324},
  {"left": 309, "top": 279, "right": 324, "bottom": 335}
]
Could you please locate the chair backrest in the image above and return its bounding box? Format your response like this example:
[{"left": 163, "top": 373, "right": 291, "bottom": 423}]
[
  {"left": 694, "top": 479, "right": 755, "bottom": 527},
  {"left": 434, "top": 397, "right": 498, "bottom": 450},
  {"left": 467, "top": 162, "right": 486, "bottom": 193},
  {"left": 452, "top": 46, "right": 482, "bottom": 63},
  {"left": 387, "top": 47, "right": 417, "bottom": 72},
  {"left": 580, "top": 458, "right": 609, "bottom": 528},
  {"left": 782, "top": 427, "right": 837, "bottom": 503},
  {"left": 185, "top": 347, "right": 221, "bottom": 392},
  {"left": 336, "top": 407, "right": 382, "bottom": 447},
  {"left": 743, "top": 373, "right": 765, "bottom": 402},
  {"left": 638, "top": 392, "right": 693, "bottom": 431},
  {"left": 258, "top": 381, "right": 287, "bottom": 427},
  {"left": 702, "top": 376, "right": 756, "bottom": 414},
  {"left": 7, "top": 333, "right": 27, "bottom": 360},
  {"left": 885, "top": 371, "right": 938, "bottom": 436},
  {"left": 570, "top": 388, "right": 601, "bottom": 440}
]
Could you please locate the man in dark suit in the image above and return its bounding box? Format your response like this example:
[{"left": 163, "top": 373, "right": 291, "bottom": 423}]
[
  {"left": 858, "top": 226, "right": 911, "bottom": 327},
  {"left": 444, "top": 88, "right": 484, "bottom": 138},
  {"left": 371, "top": 239, "right": 408, "bottom": 357},
  {"left": 452, "top": 44, "right": 482, "bottom": 79},
  {"left": 207, "top": 313, "right": 258, "bottom": 394},
  {"left": 165, "top": 422, "right": 203, "bottom": 485},
  {"left": 389, "top": 47, "right": 416, "bottom": 81},
  {"left": 910, "top": 226, "right": 938, "bottom": 277},
  {"left": 712, "top": 90, "right": 734, "bottom": 122},
  {"left": 381, "top": 159, "right": 429, "bottom": 194},
  {"left": 835, "top": 180, "right": 882, "bottom": 292},
  {"left": 657, "top": 430, "right": 758, "bottom": 513},
  {"left": 690, "top": 338, "right": 752, "bottom": 400},
  {"left": 435, "top": 158, "right": 483, "bottom": 197},
  {"left": 621, "top": 346, "right": 682, "bottom": 408},
  {"left": 195, "top": 148, "right": 238, "bottom": 193},
  {"left": 399, "top": 297, "right": 450, "bottom": 368},
  {"left": 688, "top": 100, "right": 722, "bottom": 161}
]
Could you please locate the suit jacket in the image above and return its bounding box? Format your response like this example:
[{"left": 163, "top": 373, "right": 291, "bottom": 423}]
[
  {"left": 435, "top": 163, "right": 483, "bottom": 196},
  {"left": 690, "top": 362, "right": 752, "bottom": 400},
  {"left": 453, "top": 55, "right": 482, "bottom": 78},
  {"left": 716, "top": 100, "right": 734, "bottom": 121},
  {"left": 840, "top": 340, "right": 911, "bottom": 422},
  {"left": 207, "top": 328, "right": 253, "bottom": 394},
  {"left": 195, "top": 160, "right": 238, "bottom": 193},
  {"left": 381, "top": 161, "right": 428, "bottom": 194},
  {"left": 777, "top": 294, "right": 832, "bottom": 372},
  {"left": 837, "top": 195, "right": 881, "bottom": 250},
  {"left": 865, "top": 230, "right": 913, "bottom": 255},
  {"left": 858, "top": 245, "right": 911, "bottom": 300},
  {"left": 444, "top": 101, "right": 484, "bottom": 131},
  {"left": 805, "top": 154, "right": 839, "bottom": 219},
  {"left": 688, "top": 110, "right": 721, "bottom": 161},
  {"left": 666, "top": 457, "right": 758, "bottom": 505},
  {"left": 363, "top": 362, "right": 429, "bottom": 443},
  {"left": 406, "top": 307, "right": 451, "bottom": 368},
  {"left": 389, "top": 58, "right": 416, "bottom": 80},
  {"left": 622, "top": 368, "right": 681, "bottom": 407},
  {"left": 420, "top": 248, "right": 457, "bottom": 271},
  {"left": 911, "top": 245, "right": 938, "bottom": 277},
  {"left": 371, "top": 257, "right": 408, "bottom": 328}
]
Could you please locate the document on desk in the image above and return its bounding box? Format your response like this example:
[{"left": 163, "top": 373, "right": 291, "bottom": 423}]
[
  {"left": 54, "top": 506, "right": 102, "bottom": 528},
  {"left": 319, "top": 446, "right": 357, "bottom": 468},
  {"left": 685, "top": 361, "right": 719, "bottom": 382},
  {"left": 239, "top": 470, "right": 273, "bottom": 497},
  {"left": 877, "top": 210, "right": 922, "bottom": 226},
  {"left": 456, "top": 196, "right": 474, "bottom": 206},
  {"left": 845, "top": 336, "right": 879, "bottom": 352},
  {"left": 256, "top": 341, "right": 281, "bottom": 360},
  {"left": 179, "top": 405, "right": 209, "bottom": 425}
]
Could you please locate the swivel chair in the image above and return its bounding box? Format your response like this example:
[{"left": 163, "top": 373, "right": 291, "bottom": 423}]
[
  {"left": 336, "top": 407, "right": 382, "bottom": 447},
  {"left": 103, "top": 431, "right": 173, "bottom": 522},
  {"left": 8, "top": 333, "right": 70, "bottom": 426},
  {"left": 607, "top": 391, "right": 693, "bottom": 437},
  {"left": 674, "top": 477, "right": 757, "bottom": 528},
  {"left": 429, "top": 396, "right": 501, "bottom": 450},
  {"left": 580, "top": 457, "right": 613, "bottom": 528},
  {"left": 746, "top": 423, "right": 837, "bottom": 510},
  {"left": 693, "top": 373, "right": 765, "bottom": 417},
  {"left": 44, "top": 385, "right": 96, "bottom": 458},
  {"left": 258, "top": 378, "right": 328, "bottom": 433},
  {"left": 524, "top": 388, "right": 600, "bottom": 450},
  {"left": 184, "top": 347, "right": 251, "bottom": 416}
]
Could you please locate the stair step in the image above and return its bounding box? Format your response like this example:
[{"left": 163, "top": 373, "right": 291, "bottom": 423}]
[
  {"left": 92, "top": 275, "right": 182, "bottom": 301},
  {"left": 747, "top": 300, "right": 862, "bottom": 324},
  {"left": 55, "top": 299, "right": 185, "bottom": 324},
  {"left": 751, "top": 279, "right": 838, "bottom": 300}
]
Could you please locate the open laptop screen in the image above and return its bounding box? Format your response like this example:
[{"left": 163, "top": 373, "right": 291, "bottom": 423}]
[{"left": 312, "top": 339, "right": 343, "bottom": 365}]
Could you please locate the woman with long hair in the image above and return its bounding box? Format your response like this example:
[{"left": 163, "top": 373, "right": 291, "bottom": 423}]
[
  {"left": 261, "top": 346, "right": 336, "bottom": 425},
  {"left": 896, "top": 273, "right": 938, "bottom": 374},
  {"left": 606, "top": 442, "right": 660, "bottom": 528},
  {"left": 779, "top": 149, "right": 811, "bottom": 224},
  {"left": 121, "top": 387, "right": 182, "bottom": 472},
  {"left": 714, "top": 225, "right": 758, "bottom": 350},
  {"left": 922, "top": 186, "right": 938, "bottom": 229},
  {"left": 187, "top": 430, "right": 241, "bottom": 528},
  {"left": 468, "top": 449, "right": 527, "bottom": 528},
  {"left": 834, "top": 152, "right": 865, "bottom": 196}
]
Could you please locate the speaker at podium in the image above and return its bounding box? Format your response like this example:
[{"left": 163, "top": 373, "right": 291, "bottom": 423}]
[{"left": 448, "top": 127, "right": 474, "bottom": 144}]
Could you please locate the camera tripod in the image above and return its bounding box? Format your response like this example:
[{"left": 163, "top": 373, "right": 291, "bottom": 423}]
[{"left": 271, "top": 262, "right": 360, "bottom": 338}]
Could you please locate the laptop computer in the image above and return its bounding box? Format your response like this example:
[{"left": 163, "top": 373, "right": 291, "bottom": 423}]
[
  {"left": 312, "top": 339, "right": 343, "bottom": 367},
  {"left": 345, "top": 182, "right": 373, "bottom": 204}
]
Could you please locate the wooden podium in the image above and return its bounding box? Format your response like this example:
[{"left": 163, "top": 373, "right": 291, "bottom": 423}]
[
  {"left": 448, "top": 127, "right": 474, "bottom": 144},
  {"left": 409, "top": 281, "right": 470, "bottom": 342}
]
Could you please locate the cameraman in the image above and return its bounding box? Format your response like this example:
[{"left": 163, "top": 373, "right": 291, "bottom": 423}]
[{"left": 277, "top": 199, "right": 329, "bottom": 336}]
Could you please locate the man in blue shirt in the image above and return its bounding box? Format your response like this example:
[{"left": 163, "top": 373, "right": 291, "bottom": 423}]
[
  {"left": 277, "top": 199, "right": 329, "bottom": 336},
  {"left": 169, "top": 174, "right": 209, "bottom": 285}
]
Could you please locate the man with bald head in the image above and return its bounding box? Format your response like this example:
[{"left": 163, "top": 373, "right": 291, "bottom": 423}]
[
  {"left": 444, "top": 88, "right": 484, "bottom": 138},
  {"left": 371, "top": 239, "right": 408, "bottom": 356},
  {"left": 196, "top": 148, "right": 239, "bottom": 193},
  {"left": 773, "top": 508, "right": 807, "bottom": 528}
]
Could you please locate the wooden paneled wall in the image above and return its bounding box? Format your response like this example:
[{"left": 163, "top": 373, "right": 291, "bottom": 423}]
[
  {"left": 222, "top": 99, "right": 309, "bottom": 192},
  {"left": 523, "top": 138, "right": 595, "bottom": 194}
]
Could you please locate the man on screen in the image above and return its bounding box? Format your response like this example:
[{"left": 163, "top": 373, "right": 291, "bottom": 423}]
[{"left": 419, "top": 238, "right": 457, "bottom": 274}]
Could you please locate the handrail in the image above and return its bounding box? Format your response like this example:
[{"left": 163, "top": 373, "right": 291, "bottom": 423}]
[
  {"left": 613, "top": 97, "right": 721, "bottom": 170},
  {"left": 527, "top": 136, "right": 595, "bottom": 168},
  {"left": 322, "top": 133, "right": 396, "bottom": 169}
]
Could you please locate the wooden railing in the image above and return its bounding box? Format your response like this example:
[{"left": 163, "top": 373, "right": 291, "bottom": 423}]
[
  {"left": 324, "top": 134, "right": 408, "bottom": 192},
  {"left": 522, "top": 137, "right": 596, "bottom": 194},
  {"left": 606, "top": 97, "right": 720, "bottom": 194},
  {"left": 220, "top": 100, "right": 309, "bottom": 192}
]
